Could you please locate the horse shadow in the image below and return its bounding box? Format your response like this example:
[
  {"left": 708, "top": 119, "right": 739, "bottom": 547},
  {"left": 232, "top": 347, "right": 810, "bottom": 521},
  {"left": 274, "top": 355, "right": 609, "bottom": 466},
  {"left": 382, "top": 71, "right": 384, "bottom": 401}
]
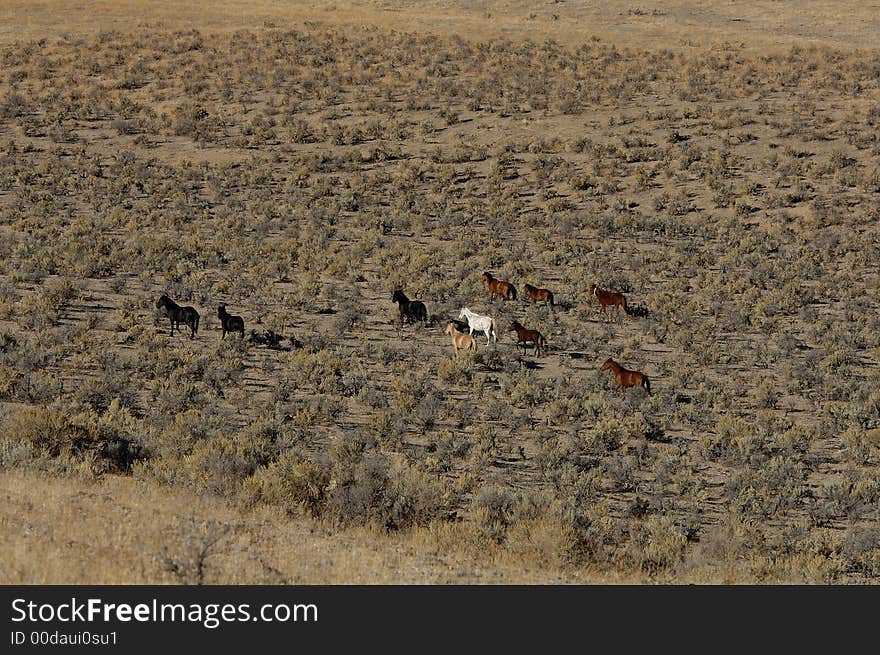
[
  {"left": 515, "top": 358, "right": 543, "bottom": 370},
  {"left": 248, "top": 329, "right": 302, "bottom": 351}
]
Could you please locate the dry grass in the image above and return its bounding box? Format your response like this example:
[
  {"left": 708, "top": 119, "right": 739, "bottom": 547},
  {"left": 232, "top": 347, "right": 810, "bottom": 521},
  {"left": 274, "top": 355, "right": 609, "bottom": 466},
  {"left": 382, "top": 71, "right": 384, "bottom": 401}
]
[{"left": 0, "top": 470, "right": 632, "bottom": 584}]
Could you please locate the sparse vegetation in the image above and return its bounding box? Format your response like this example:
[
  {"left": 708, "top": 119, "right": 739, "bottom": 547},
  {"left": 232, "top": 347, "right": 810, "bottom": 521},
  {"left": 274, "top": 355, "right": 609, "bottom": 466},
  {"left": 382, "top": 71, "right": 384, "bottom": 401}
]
[{"left": 1, "top": 0, "right": 879, "bottom": 584}]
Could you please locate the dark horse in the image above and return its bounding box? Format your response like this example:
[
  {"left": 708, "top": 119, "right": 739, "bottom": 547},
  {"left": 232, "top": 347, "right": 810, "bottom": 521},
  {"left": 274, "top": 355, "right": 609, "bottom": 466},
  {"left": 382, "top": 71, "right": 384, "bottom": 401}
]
[
  {"left": 481, "top": 272, "right": 517, "bottom": 301},
  {"left": 392, "top": 289, "right": 427, "bottom": 324},
  {"left": 509, "top": 320, "right": 547, "bottom": 356},
  {"left": 523, "top": 283, "right": 554, "bottom": 308},
  {"left": 218, "top": 305, "right": 245, "bottom": 339},
  {"left": 156, "top": 294, "right": 200, "bottom": 338},
  {"left": 600, "top": 358, "right": 650, "bottom": 394}
]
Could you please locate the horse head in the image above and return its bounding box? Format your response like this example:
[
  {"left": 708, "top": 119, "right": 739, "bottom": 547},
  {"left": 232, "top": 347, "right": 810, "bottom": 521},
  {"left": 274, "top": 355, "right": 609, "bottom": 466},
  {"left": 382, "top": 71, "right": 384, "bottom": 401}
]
[
  {"left": 509, "top": 321, "right": 522, "bottom": 331},
  {"left": 156, "top": 294, "right": 169, "bottom": 309},
  {"left": 458, "top": 307, "right": 468, "bottom": 319},
  {"left": 600, "top": 357, "right": 614, "bottom": 370},
  {"left": 481, "top": 272, "right": 492, "bottom": 282},
  {"left": 444, "top": 323, "right": 454, "bottom": 336}
]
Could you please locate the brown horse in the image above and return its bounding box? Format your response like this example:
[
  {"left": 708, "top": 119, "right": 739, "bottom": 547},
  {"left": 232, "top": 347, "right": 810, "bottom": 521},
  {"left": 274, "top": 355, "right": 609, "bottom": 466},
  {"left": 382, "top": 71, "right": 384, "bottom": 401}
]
[
  {"left": 481, "top": 272, "right": 517, "bottom": 301},
  {"left": 509, "top": 320, "right": 547, "bottom": 356},
  {"left": 589, "top": 284, "right": 630, "bottom": 322},
  {"left": 523, "top": 283, "right": 554, "bottom": 308},
  {"left": 445, "top": 323, "right": 477, "bottom": 357},
  {"left": 600, "top": 358, "right": 650, "bottom": 394}
]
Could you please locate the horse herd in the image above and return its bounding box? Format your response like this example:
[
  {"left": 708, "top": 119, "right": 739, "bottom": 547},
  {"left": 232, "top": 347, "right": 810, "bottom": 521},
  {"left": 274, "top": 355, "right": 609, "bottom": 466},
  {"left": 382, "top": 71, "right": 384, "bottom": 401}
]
[
  {"left": 392, "top": 272, "right": 650, "bottom": 395},
  {"left": 155, "top": 271, "right": 650, "bottom": 396}
]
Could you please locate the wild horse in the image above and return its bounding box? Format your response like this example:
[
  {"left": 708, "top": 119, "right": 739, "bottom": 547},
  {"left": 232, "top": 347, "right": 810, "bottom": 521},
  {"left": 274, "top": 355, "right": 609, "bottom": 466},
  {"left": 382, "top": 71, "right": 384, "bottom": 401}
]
[{"left": 156, "top": 294, "right": 200, "bottom": 338}]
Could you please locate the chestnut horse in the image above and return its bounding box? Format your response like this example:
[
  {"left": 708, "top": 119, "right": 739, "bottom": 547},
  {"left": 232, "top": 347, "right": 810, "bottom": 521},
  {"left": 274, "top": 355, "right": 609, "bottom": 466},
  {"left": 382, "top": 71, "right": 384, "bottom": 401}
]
[
  {"left": 481, "top": 272, "right": 517, "bottom": 301},
  {"left": 444, "top": 323, "right": 477, "bottom": 357},
  {"left": 589, "top": 284, "right": 631, "bottom": 322},
  {"left": 509, "top": 320, "right": 547, "bottom": 356},
  {"left": 600, "top": 358, "right": 650, "bottom": 394},
  {"left": 523, "top": 283, "right": 554, "bottom": 308}
]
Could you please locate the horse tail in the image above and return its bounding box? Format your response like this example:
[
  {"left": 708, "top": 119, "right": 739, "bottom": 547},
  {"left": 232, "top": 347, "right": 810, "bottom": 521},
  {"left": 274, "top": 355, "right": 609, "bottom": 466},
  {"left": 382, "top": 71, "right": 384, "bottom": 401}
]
[
  {"left": 643, "top": 376, "right": 651, "bottom": 395},
  {"left": 508, "top": 285, "right": 517, "bottom": 300},
  {"left": 193, "top": 312, "right": 200, "bottom": 333},
  {"left": 623, "top": 295, "right": 633, "bottom": 315},
  {"left": 548, "top": 291, "right": 554, "bottom": 307}
]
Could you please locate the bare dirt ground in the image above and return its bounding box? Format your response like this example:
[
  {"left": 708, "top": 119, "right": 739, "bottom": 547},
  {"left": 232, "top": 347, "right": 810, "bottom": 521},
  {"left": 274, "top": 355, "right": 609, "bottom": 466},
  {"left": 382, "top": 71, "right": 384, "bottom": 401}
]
[
  {"left": 1, "top": 1, "right": 879, "bottom": 583},
  {"left": 4, "top": 1, "right": 880, "bottom": 50}
]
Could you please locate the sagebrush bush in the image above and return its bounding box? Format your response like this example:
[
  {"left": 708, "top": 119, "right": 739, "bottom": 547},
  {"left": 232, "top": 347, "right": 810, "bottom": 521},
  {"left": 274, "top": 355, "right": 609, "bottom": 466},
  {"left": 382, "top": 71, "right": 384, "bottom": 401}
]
[{"left": 1, "top": 401, "right": 141, "bottom": 474}]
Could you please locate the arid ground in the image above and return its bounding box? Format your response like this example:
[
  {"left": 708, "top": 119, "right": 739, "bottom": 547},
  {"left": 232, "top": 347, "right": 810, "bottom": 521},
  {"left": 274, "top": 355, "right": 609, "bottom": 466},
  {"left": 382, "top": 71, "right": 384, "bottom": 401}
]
[{"left": 1, "top": 1, "right": 879, "bottom": 583}]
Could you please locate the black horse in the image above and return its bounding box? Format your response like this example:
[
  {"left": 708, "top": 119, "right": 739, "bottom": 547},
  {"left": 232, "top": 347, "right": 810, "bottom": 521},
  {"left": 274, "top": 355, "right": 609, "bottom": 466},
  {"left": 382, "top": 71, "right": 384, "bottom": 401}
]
[
  {"left": 156, "top": 294, "right": 200, "bottom": 338},
  {"left": 218, "top": 305, "right": 245, "bottom": 339},
  {"left": 392, "top": 289, "right": 427, "bottom": 324}
]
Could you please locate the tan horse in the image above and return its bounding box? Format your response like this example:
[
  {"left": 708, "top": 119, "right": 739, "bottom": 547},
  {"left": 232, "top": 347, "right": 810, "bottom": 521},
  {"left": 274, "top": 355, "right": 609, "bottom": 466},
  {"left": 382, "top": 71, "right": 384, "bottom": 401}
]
[
  {"left": 445, "top": 323, "right": 477, "bottom": 357},
  {"left": 600, "top": 358, "right": 650, "bottom": 394},
  {"left": 589, "top": 284, "right": 629, "bottom": 322}
]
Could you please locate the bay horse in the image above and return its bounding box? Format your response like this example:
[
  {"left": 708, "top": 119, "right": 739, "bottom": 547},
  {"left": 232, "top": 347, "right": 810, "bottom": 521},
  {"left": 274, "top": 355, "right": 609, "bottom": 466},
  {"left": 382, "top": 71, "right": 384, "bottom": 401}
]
[
  {"left": 589, "top": 284, "right": 631, "bottom": 322},
  {"left": 458, "top": 307, "right": 497, "bottom": 344},
  {"left": 156, "top": 294, "right": 200, "bottom": 338},
  {"left": 509, "top": 320, "right": 547, "bottom": 356},
  {"left": 392, "top": 289, "right": 427, "bottom": 324},
  {"left": 218, "top": 304, "right": 245, "bottom": 339},
  {"left": 481, "top": 272, "right": 517, "bottom": 301},
  {"left": 444, "top": 323, "right": 477, "bottom": 357},
  {"left": 600, "top": 358, "right": 650, "bottom": 394},
  {"left": 523, "top": 283, "right": 554, "bottom": 308}
]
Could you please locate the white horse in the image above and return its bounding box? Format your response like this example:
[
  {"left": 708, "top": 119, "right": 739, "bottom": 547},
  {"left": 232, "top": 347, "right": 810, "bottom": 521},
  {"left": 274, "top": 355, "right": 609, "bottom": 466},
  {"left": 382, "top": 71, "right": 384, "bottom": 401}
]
[{"left": 458, "top": 307, "right": 497, "bottom": 345}]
